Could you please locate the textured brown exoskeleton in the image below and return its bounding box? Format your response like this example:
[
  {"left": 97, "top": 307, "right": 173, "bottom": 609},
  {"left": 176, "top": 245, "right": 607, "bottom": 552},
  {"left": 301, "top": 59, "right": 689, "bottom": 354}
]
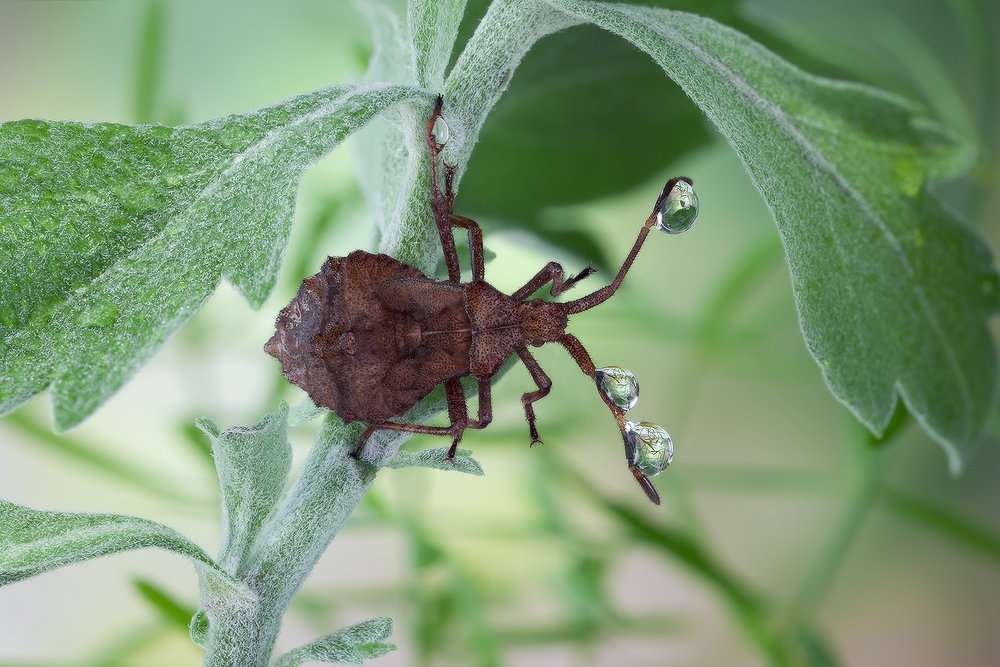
[{"left": 265, "top": 96, "right": 699, "bottom": 504}]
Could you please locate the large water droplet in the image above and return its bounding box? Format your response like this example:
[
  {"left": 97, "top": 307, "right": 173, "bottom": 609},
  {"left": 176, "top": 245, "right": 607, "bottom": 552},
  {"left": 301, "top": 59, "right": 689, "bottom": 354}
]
[
  {"left": 595, "top": 366, "right": 639, "bottom": 413},
  {"left": 432, "top": 116, "right": 450, "bottom": 146},
  {"left": 625, "top": 421, "right": 673, "bottom": 477},
  {"left": 654, "top": 178, "right": 699, "bottom": 234}
]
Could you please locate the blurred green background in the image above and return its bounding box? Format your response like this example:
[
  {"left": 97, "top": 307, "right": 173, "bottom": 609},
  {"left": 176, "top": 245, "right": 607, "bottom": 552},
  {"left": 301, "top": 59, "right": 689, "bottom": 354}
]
[{"left": 1, "top": 1, "right": 999, "bottom": 665}]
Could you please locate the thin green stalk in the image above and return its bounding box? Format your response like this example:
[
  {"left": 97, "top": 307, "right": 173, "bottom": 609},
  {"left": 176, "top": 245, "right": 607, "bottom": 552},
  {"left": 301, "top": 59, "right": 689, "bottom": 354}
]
[
  {"left": 133, "top": 0, "right": 166, "bottom": 124},
  {"left": 202, "top": 418, "right": 376, "bottom": 666},
  {"left": 2, "top": 411, "right": 211, "bottom": 507},
  {"left": 791, "top": 417, "right": 900, "bottom": 616},
  {"left": 882, "top": 488, "right": 1000, "bottom": 564}
]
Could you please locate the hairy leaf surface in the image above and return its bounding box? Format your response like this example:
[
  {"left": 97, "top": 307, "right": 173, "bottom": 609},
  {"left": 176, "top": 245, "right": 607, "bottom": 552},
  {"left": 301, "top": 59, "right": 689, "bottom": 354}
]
[
  {"left": 385, "top": 446, "right": 485, "bottom": 475},
  {"left": 0, "top": 499, "right": 217, "bottom": 586},
  {"left": 198, "top": 403, "right": 292, "bottom": 576},
  {"left": 273, "top": 616, "right": 396, "bottom": 666},
  {"left": 0, "top": 83, "right": 431, "bottom": 429},
  {"left": 546, "top": 0, "right": 997, "bottom": 465}
]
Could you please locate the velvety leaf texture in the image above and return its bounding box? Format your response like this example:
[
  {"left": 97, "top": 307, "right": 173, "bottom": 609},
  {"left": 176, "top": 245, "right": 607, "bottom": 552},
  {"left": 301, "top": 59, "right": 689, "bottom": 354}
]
[
  {"left": 459, "top": 23, "right": 711, "bottom": 224},
  {"left": 385, "top": 446, "right": 485, "bottom": 475},
  {"left": 547, "top": 0, "right": 998, "bottom": 467},
  {"left": 0, "top": 83, "right": 432, "bottom": 430},
  {"left": 273, "top": 616, "right": 396, "bottom": 666},
  {"left": 198, "top": 403, "right": 292, "bottom": 576},
  {"left": 0, "top": 499, "right": 215, "bottom": 586},
  {"left": 410, "top": 0, "right": 468, "bottom": 88}
]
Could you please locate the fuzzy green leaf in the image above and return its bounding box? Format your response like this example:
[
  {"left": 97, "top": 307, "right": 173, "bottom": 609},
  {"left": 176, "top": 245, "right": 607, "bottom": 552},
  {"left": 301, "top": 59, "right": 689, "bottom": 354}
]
[
  {"left": 0, "top": 82, "right": 432, "bottom": 430},
  {"left": 547, "top": 0, "right": 998, "bottom": 467},
  {"left": 273, "top": 616, "right": 396, "bottom": 667},
  {"left": 353, "top": 0, "right": 443, "bottom": 275},
  {"left": 459, "top": 23, "right": 711, "bottom": 233},
  {"left": 0, "top": 499, "right": 216, "bottom": 586},
  {"left": 385, "top": 446, "right": 485, "bottom": 475},
  {"left": 133, "top": 577, "right": 198, "bottom": 630},
  {"left": 410, "top": 0, "right": 468, "bottom": 88},
  {"left": 443, "top": 0, "right": 582, "bottom": 177},
  {"left": 198, "top": 403, "right": 292, "bottom": 576}
]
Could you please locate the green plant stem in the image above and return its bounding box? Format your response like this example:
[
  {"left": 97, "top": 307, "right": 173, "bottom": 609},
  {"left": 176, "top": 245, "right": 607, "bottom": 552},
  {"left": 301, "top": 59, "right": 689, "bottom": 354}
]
[
  {"left": 2, "top": 410, "right": 211, "bottom": 507},
  {"left": 882, "top": 487, "right": 1000, "bottom": 563},
  {"left": 201, "top": 417, "right": 372, "bottom": 666},
  {"left": 792, "top": 419, "right": 897, "bottom": 616}
]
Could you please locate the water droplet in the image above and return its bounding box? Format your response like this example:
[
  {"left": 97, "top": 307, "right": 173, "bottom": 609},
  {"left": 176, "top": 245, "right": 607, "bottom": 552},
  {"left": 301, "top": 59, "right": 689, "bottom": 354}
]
[
  {"left": 432, "top": 116, "right": 450, "bottom": 146},
  {"left": 80, "top": 299, "right": 120, "bottom": 328},
  {"left": 625, "top": 421, "right": 673, "bottom": 477},
  {"left": 654, "top": 178, "right": 699, "bottom": 234},
  {"left": 981, "top": 274, "right": 998, "bottom": 298},
  {"left": 595, "top": 366, "right": 639, "bottom": 413}
]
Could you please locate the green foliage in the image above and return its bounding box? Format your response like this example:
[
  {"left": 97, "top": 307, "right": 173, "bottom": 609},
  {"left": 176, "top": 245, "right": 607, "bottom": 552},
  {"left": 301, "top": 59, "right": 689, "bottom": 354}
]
[
  {"left": 458, "top": 22, "right": 711, "bottom": 267},
  {"left": 272, "top": 617, "right": 396, "bottom": 667},
  {"left": 546, "top": 0, "right": 995, "bottom": 469},
  {"left": 1, "top": 0, "right": 997, "bottom": 665},
  {"left": 385, "top": 446, "right": 486, "bottom": 475},
  {"left": 0, "top": 83, "right": 431, "bottom": 430},
  {"left": 0, "top": 498, "right": 220, "bottom": 586},
  {"left": 197, "top": 404, "right": 292, "bottom": 576}
]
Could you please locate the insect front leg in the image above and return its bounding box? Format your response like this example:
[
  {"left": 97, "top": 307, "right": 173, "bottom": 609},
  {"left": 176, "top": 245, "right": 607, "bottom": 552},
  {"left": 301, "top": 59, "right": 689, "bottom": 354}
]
[
  {"left": 426, "top": 96, "right": 463, "bottom": 283},
  {"left": 511, "top": 262, "right": 597, "bottom": 301},
  {"left": 514, "top": 348, "right": 552, "bottom": 445},
  {"left": 449, "top": 213, "right": 485, "bottom": 282}
]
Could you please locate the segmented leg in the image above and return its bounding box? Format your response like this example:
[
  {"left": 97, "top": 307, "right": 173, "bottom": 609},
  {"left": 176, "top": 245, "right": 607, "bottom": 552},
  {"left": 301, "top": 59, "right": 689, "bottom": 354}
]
[
  {"left": 470, "top": 379, "right": 493, "bottom": 429},
  {"left": 559, "top": 334, "right": 661, "bottom": 505},
  {"left": 512, "top": 261, "right": 597, "bottom": 301},
  {"left": 515, "top": 347, "right": 552, "bottom": 445},
  {"left": 450, "top": 213, "right": 485, "bottom": 282},
  {"left": 426, "top": 97, "right": 462, "bottom": 283},
  {"left": 350, "top": 378, "right": 493, "bottom": 460},
  {"left": 561, "top": 176, "right": 691, "bottom": 317}
]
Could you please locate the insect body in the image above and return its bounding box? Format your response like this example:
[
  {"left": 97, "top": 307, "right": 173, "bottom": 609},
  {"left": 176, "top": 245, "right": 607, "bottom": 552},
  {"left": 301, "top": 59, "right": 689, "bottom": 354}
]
[{"left": 265, "top": 97, "right": 699, "bottom": 504}]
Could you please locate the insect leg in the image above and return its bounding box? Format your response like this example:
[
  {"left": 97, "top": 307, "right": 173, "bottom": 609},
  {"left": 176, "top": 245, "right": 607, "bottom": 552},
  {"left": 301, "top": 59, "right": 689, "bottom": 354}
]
[
  {"left": 350, "top": 420, "right": 467, "bottom": 459},
  {"left": 514, "top": 347, "right": 552, "bottom": 445},
  {"left": 444, "top": 379, "right": 469, "bottom": 459},
  {"left": 441, "top": 162, "right": 487, "bottom": 282},
  {"left": 449, "top": 214, "right": 485, "bottom": 281},
  {"left": 349, "top": 379, "right": 472, "bottom": 460},
  {"left": 559, "top": 334, "right": 661, "bottom": 505},
  {"left": 511, "top": 262, "right": 597, "bottom": 301},
  {"left": 468, "top": 379, "right": 493, "bottom": 430},
  {"left": 426, "top": 96, "right": 462, "bottom": 282},
  {"left": 445, "top": 379, "right": 494, "bottom": 457}
]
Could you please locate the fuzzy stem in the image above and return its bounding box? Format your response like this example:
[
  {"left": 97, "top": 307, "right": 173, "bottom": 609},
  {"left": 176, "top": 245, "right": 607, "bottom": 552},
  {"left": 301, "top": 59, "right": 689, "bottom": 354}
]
[{"left": 200, "top": 413, "right": 419, "bottom": 666}]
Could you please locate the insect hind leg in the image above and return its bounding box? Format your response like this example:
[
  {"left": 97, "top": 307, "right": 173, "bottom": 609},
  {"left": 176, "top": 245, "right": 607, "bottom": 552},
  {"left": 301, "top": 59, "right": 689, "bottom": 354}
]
[
  {"left": 350, "top": 420, "right": 467, "bottom": 460},
  {"left": 350, "top": 378, "right": 490, "bottom": 461}
]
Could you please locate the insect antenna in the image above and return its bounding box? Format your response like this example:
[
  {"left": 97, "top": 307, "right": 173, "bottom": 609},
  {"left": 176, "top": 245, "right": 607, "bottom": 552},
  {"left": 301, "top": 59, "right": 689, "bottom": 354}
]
[
  {"left": 560, "top": 177, "right": 700, "bottom": 503},
  {"left": 564, "top": 176, "right": 698, "bottom": 316}
]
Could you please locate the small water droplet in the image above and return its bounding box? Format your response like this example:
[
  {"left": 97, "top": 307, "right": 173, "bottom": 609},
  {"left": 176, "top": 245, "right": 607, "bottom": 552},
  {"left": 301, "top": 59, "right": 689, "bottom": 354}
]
[
  {"left": 432, "top": 116, "right": 450, "bottom": 146},
  {"left": 80, "top": 299, "right": 120, "bottom": 328},
  {"left": 595, "top": 366, "right": 639, "bottom": 413},
  {"left": 625, "top": 421, "right": 673, "bottom": 477},
  {"left": 982, "top": 274, "right": 998, "bottom": 297},
  {"left": 654, "top": 178, "right": 699, "bottom": 234}
]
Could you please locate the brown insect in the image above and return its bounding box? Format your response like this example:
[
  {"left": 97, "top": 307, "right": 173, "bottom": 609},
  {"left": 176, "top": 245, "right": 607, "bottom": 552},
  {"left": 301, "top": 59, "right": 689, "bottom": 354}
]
[{"left": 265, "top": 96, "right": 699, "bottom": 504}]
